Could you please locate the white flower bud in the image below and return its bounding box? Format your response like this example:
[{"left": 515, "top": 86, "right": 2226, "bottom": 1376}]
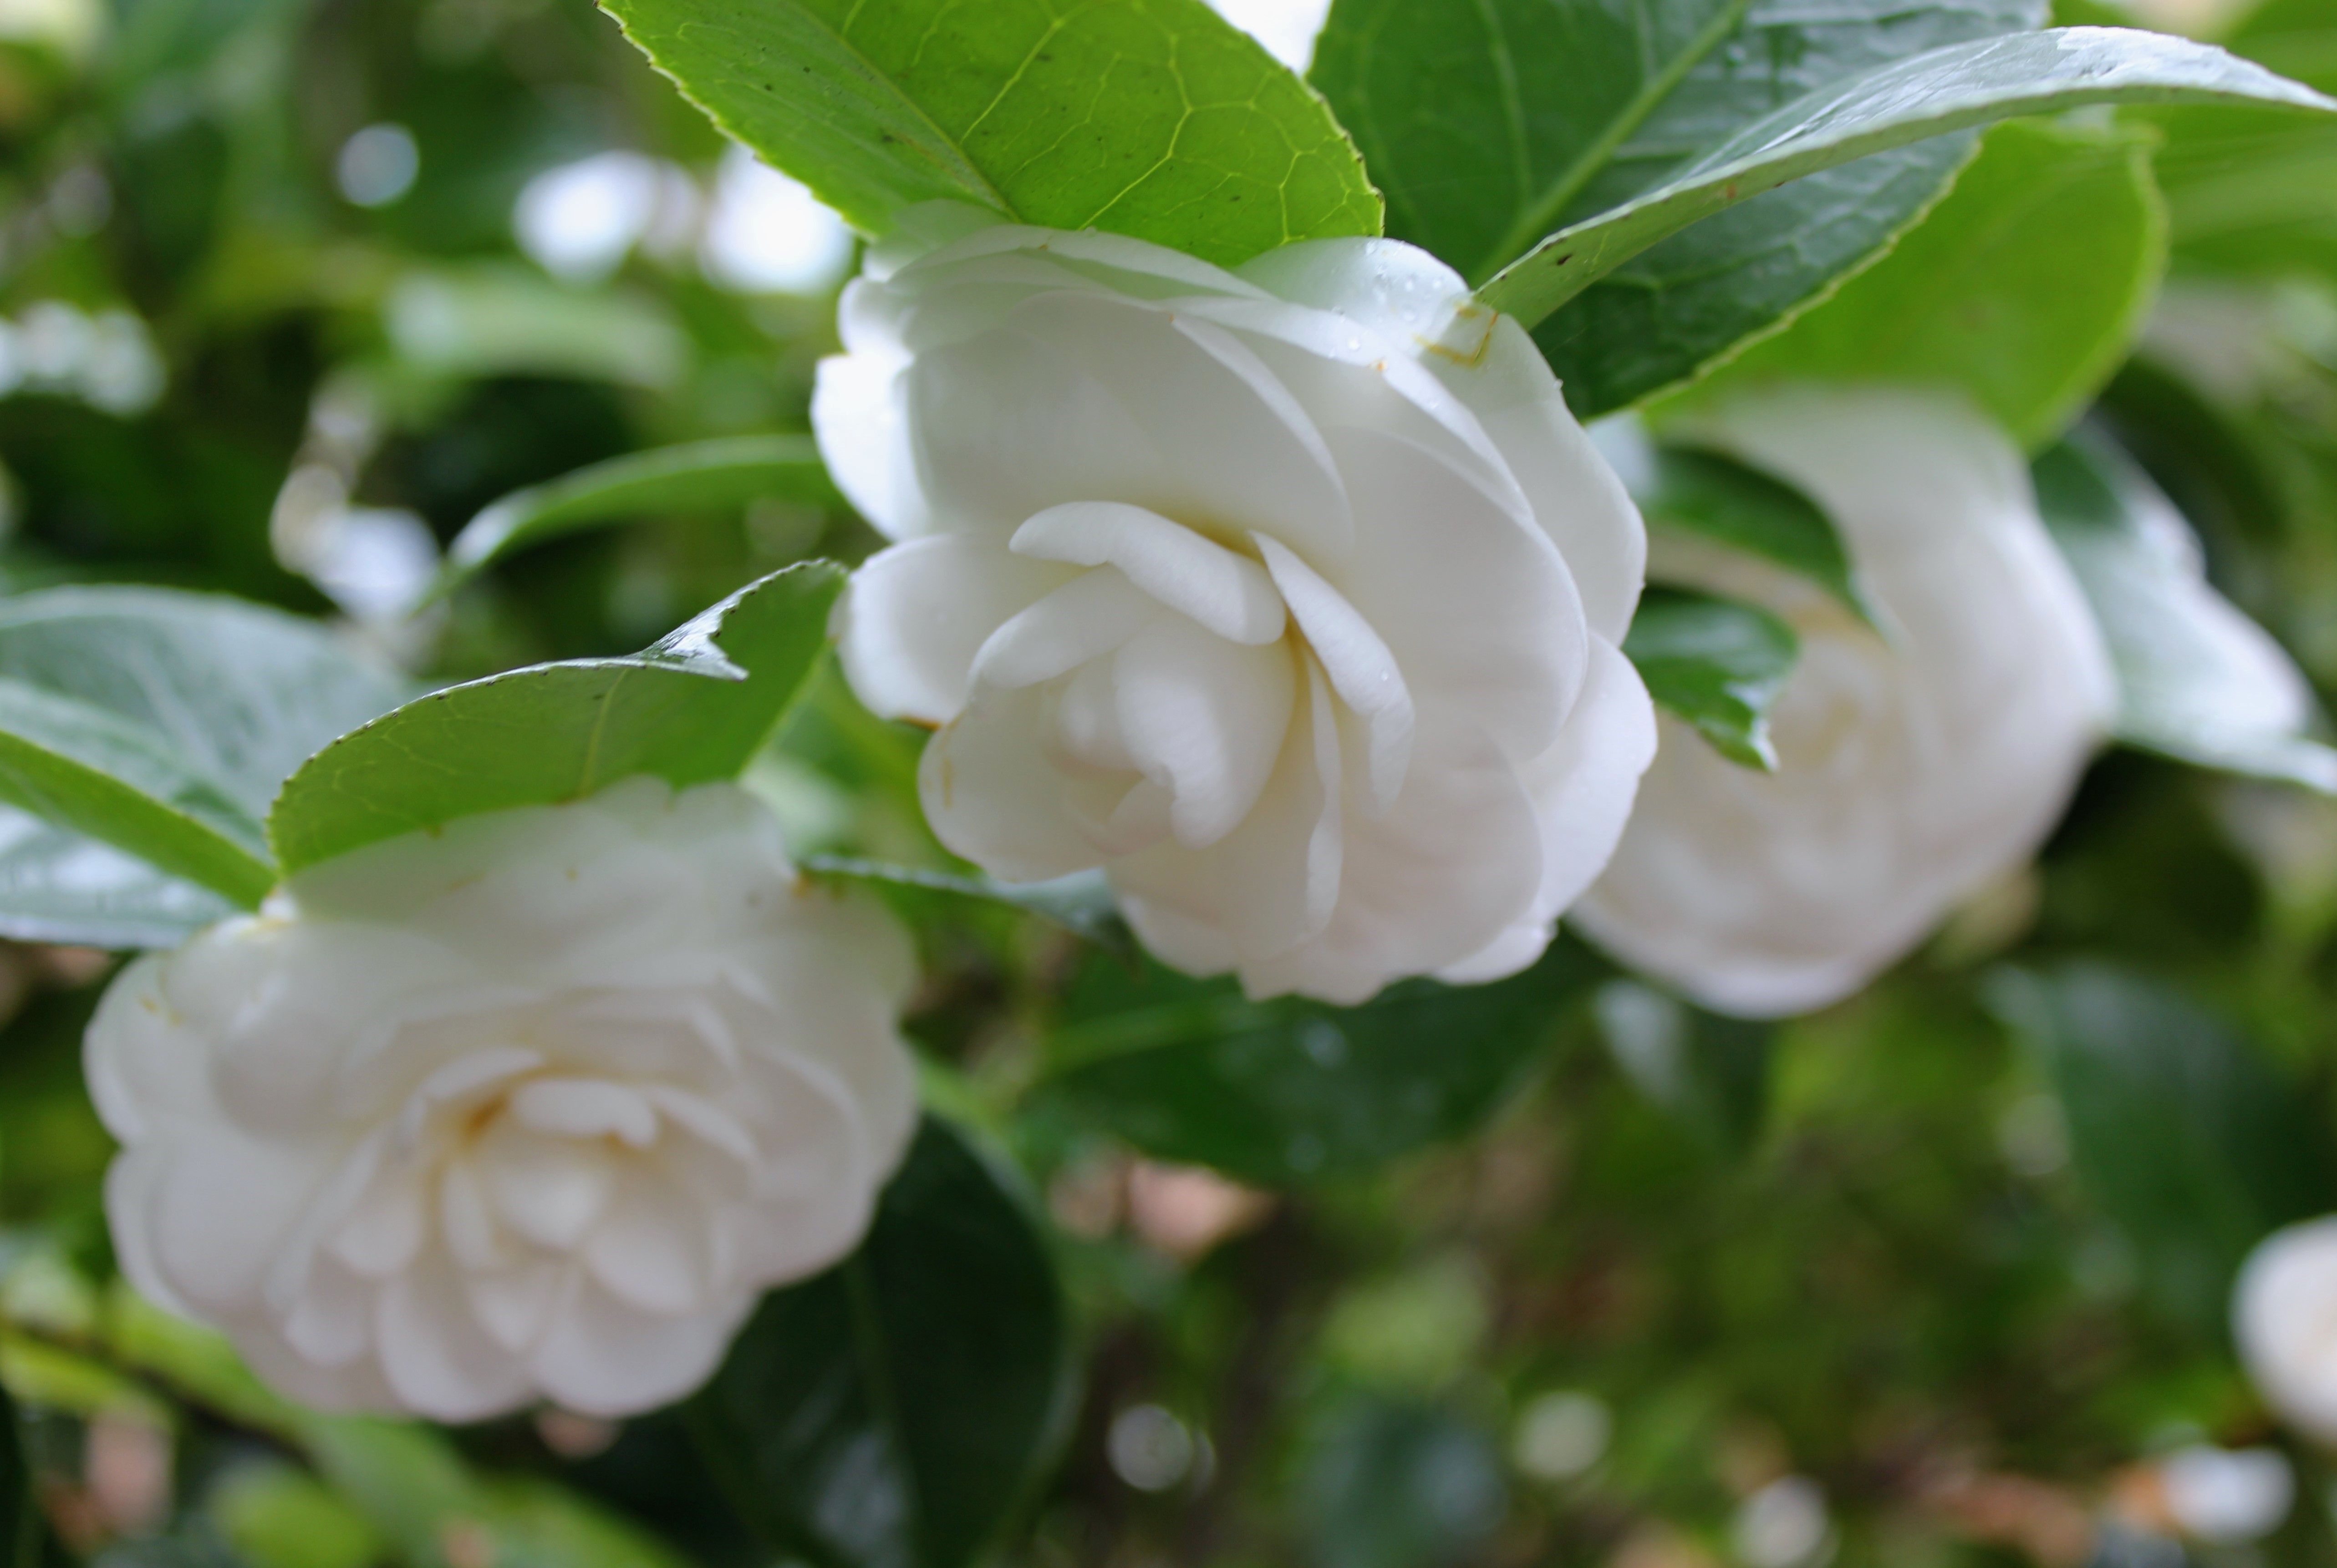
[
  {"left": 1575, "top": 387, "right": 2117, "bottom": 1017},
  {"left": 87, "top": 776, "right": 918, "bottom": 1422},
  {"left": 2236, "top": 1216, "right": 2337, "bottom": 1446},
  {"left": 816, "top": 209, "right": 1656, "bottom": 1003}
]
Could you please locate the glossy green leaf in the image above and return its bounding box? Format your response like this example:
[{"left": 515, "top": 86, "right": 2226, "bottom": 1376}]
[
  {"left": 435, "top": 435, "right": 838, "bottom": 599},
  {"left": 1989, "top": 963, "right": 2336, "bottom": 1327},
  {"left": 601, "top": 0, "right": 1381, "bottom": 267},
  {"left": 1477, "top": 27, "right": 2333, "bottom": 414},
  {"left": 1037, "top": 939, "right": 1596, "bottom": 1185},
  {"left": 802, "top": 857, "right": 1129, "bottom": 951},
  {"left": 1312, "top": 0, "right": 2035, "bottom": 285},
  {"left": 1610, "top": 434, "right": 1869, "bottom": 622},
  {"left": 271, "top": 563, "right": 845, "bottom": 873},
  {"left": 2032, "top": 434, "right": 2337, "bottom": 790},
  {"left": 0, "top": 587, "right": 410, "bottom": 822},
  {"left": 0, "top": 679, "right": 275, "bottom": 905},
  {"left": 1685, "top": 119, "right": 2166, "bottom": 445},
  {"left": 0, "top": 807, "right": 234, "bottom": 949},
  {"left": 1621, "top": 587, "right": 1797, "bottom": 771},
  {"left": 2152, "top": 0, "right": 2337, "bottom": 279},
  {"left": 690, "top": 1117, "right": 1070, "bottom": 1568}
]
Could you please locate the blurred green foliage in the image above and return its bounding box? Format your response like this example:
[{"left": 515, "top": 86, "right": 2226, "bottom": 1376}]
[{"left": 9, "top": 0, "right": 2337, "bottom": 1562}]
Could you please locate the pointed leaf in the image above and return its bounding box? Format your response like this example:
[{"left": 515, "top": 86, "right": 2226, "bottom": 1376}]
[
  {"left": 435, "top": 436, "right": 837, "bottom": 599},
  {"left": 1035, "top": 939, "right": 1597, "bottom": 1185},
  {"left": 1606, "top": 432, "right": 1870, "bottom": 622},
  {"left": 1477, "top": 27, "right": 2334, "bottom": 401},
  {"left": 2032, "top": 434, "right": 2337, "bottom": 791},
  {"left": 690, "top": 1118, "right": 1070, "bottom": 1568},
  {"left": 1682, "top": 118, "right": 2166, "bottom": 445},
  {"left": 270, "top": 563, "right": 845, "bottom": 873},
  {"left": 600, "top": 0, "right": 1381, "bottom": 266},
  {"left": 1621, "top": 586, "right": 1797, "bottom": 771}
]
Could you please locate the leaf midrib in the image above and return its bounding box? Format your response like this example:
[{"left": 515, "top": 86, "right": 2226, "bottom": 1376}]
[{"left": 1467, "top": 0, "right": 1759, "bottom": 285}]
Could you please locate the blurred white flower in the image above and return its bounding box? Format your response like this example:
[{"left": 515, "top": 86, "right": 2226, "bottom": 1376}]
[
  {"left": 1576, "top": 388, "right": 2116, "bottom": 1017},
  {"left": 700, "top": 145, "right": 854, "bottom": 296},
  {"left": 2237, "top": 1216, "right": 2337, "bottom": 1446},
  {"left": 88, "top": 777, "right": 918, "bottom": 1421},
  {"left": 818, "top": 210, "right": 1653, "bottom": 1002},
  {"left": 515, "top": 151, "right": 661, "bottom": 283},
  {"left": 336, "top": 124, "right": 419, "bottom": 208},
  {"left": 2159, "top": 1444, "right": 2293, "bottom": 1543},
  {"left": 1732, "top": 1476, "right": 1833, "bottom": 1568},
  {"left": 3, "top": 301, "right": 165, "bottom": 415},
  {"left": 1204, "top": 0, "right": 1333, "bottom": 69},
  {"left": 1512, "top": 1390, "right": 1611, "bottom": 1481}
]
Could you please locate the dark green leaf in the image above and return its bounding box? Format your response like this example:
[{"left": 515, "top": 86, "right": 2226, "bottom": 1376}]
[
  {"left": 0, "top": 807, "right": 234, "bottom": 949},
  {"left": 690, "top": 1118, "right": 1070, "bottom": 1568},
  {"left": 1616, "top": 439, "right": 1869, "bottom": 622},
  {"left": 1621, "top": 587, "right": 1798, "bottom": 771},
  {"left": 1475, "top": 27, "right": 2332, "bottom": 413},
  {"left": 1988, "top": 963, "right": 2337, "bottom": 1327},
  {"left": 1296, "top": 1395, "right": 1507, "bottom": 1568},
  {"left": 435, "top": 436, "right": 838, "bottom": 599},
  {"left": 1035, "top": 938, "right": 1596, "bottom": 1185},
  {"left": 0, "top": 1377, "right": 51, "bottom": 1568},
  {"left": 800, "top": 857, "right": 1129, "bottom": 951},
  {"left": 1681, "top": 119, "right": 2165, "bottom": 446},
  {"left": 600, "top": 0, "right": 1381, "bottom": 268},
  {"left": 270, "top": 563, "right": 845, "bottom": 873},
  {"left": 1593, "top": 979, "right": 1772, "bottom": 1158},
  {"left": 2032, "top": 433, "right": 2337, "bottom": 790},
  {"left": 1311, "top": 0, "right": 2034, "bottom": 285}
]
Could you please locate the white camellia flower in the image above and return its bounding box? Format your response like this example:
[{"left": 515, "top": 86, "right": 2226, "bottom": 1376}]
[
  {"left": 817, "top": 208, "right": 1655, "bottom": 1004},
  {"left": 87, "top": 776, "right": 917, "bottom": 1422},
  {"left": 1574, "top": 387, "right": 2118, "bottom": 1017},
  {"left": 2235, "top": 1216, "right": 2337, "bottom": 1445}
]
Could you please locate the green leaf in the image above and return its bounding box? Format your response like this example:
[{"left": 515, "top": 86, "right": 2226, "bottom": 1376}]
[
  {"left": 0, "top": 808, "right": 234, "bottom": 949},
  {"left": 1609, "top": 435, "right": 1869, "bottom": 622},
  {"left": 1621, "top": 587, "right": 1798, "bottom": 771},
  {"left": 1311, "top": 0, "right": 2035, "bottom": 286},
  {"left": 0, "top": 587, "right": 409, "bottom": 823},
  {"left": 1680, "top": 119, "right": 2167, "bottom": 446},
  {"left": 600, "top": 0, "right": 1381, "bottom": 268},
  {"left": 2152, "top": 0, "right": 2337, "bottom": 279},
  {"left": 0, "top": 679, "right": 275, "bottom": 906},
  {"left": 2032, "top": 434, "right": 2337, "bottom": 790},
  {"left": 1314, "top": 0, "right": 2053, "bottom": 415},
  {"left": 690, "top": 1117, "right": 1070, "bottom": 1568},
  {"left": 1035, "top": 939, "right": 1596, "bottom": 1185},
  {"left": 1474, "top": 27, "right": 2333, "bottom": 410},
  {"left": 435, "top": 435, "right": 838, "bottom": 599},
  {"left": 385, "top": 268, "right": 687, "bottom": 390},
  {"left": 270, "top": 563, "right": 845, "bottom": 874},
  {"left": 1592, "top": 979, "right": 1773, "bottom": 1159},
  {"left": 1988, "top": 963, "right": 2337, "bottom": 1328},
  {"left": 801, "top": 857, "right": 1130, "bottom": 951}
]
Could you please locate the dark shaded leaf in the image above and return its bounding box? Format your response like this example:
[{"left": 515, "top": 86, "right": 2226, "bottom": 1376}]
[
  {"left": 1621, "top": 587, "right": 1797, "bottom": 770},
  {"left": 1036, "top": 938, "right": 1597, "bottom": 1185},
  {"left": 690, "top": 1118, "right": 1070, "bottom": 1568}
]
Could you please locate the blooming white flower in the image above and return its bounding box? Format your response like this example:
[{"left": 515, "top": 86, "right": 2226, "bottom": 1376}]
[
  {"left": 87, "top": 777, "right": 917, "bottom": 1422},
  {"left": 816, "top": 209, "right": 1655, "bottom": 1004},
  {"left": 1574, "top": 387, "right": 2117, "bottom": 1017},
  {"left": 2236, "top": 1216, "right": 2337, "bottom": 1446}
]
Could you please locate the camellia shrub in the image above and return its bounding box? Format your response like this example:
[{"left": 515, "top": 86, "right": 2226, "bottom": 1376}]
[{"left": 11, "top": 0, "right": 2337, "bottom": 1560}]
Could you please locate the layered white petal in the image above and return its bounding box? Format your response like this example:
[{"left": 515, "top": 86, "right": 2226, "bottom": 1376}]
[
  {"left": 822, "top": 223, "right": 1654, "bottom": 1002},
  {"left": 1577, "top": 387, "right": 2116, "bottom": 1018},
  {"left": 86, "top": 777, "right": 917, "bottom": 1422}
]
